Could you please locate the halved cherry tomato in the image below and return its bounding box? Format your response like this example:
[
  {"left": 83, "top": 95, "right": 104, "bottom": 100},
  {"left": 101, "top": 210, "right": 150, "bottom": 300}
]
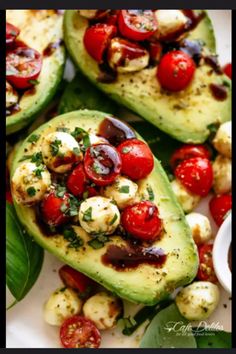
[
  {"left": 83, "top": 24, "right": 117, "bottom": 62},
  {"left": 84, "top": 144, "right": 121, "bottom": 186},
  {"left": 157, "top": 50, "right": 196, "bottom": 91},
  {"left": 209, "top": 194, "right": 232, "bottom": 226},
  {"left": 121, "top": 201, "right": 162, "bottom": 241},
  {"left": 67, "top": 163, "right": 87, "bottom": 197},
  {"left": 104, "top": 11, "right": 119, "bottom": 26},
  {"left": 170, "top": 144, "right": 211, "bottom": 169},
  {"left": 6, "top": 167, "right": 13, "bottom": 203},
  {"left": 41, "top": 192, "right": 71, "bottom": 226},
  {"left": 86, "top": 185, "right": 98, "bottom": 197},
  {"left": 60, "top": 315, "right": 101, "bottom": 348},
  {"left": 6, "top": 46, "right": 42, "bottom": 89},
  {"left": 223, "top": 63, "right": 232, "bottom": 79},
  {"left": 6, "top": 22, "right": 20, "bottom": 45},
  {"left": 174, "top": 157, "right": 213, "bottom": 197},
  {"left": 59, "top": 265, "right": 94, "bottom": 298},
  {"left": 118, "top": 10, "right": 157, "bottom": 41},
  {"left": 197, "top": 244, "right": 218, "bottom": 283},
  {"left": 117, "top": 139, "right": 154, "bottom": 180},
  {"left": 6, "top": 191, "right": 13, "bottom": 204},
  {"left": 149, "top": 42, "right": 162, "bottom": 63}
]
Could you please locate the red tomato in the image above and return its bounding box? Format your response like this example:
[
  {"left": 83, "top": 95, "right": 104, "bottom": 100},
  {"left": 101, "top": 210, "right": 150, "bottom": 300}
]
[
  {"left": 209, "top": 194, "right": 232, "bottom": 226},
  {"left": 170, "top": 144, "right": 211, "bottom": 169},
  {"left": 60, "top": 315, "right": 101, "bottom": 348},
  {"left": 83, "top": 24, "right": 117, "bottom": 62},
  {"left": 104, "top": 11, "right": 120, "bottom": 26},
  {"left": 67, "top": 163, "right": 87, "bottom": 197},
  {"left": 59, "top": 265, "right": 94, "bottom": 297},
  {"left": 41, "top": 192, "right": 70, "bottom": 227},
  {"left": 6, "top": 191, "right": 13, "bottom": 204},
  {"left": 157, "top": 50, "right": 196, "bottom": 91},
  {"left": 86, "top": 186, "right": 98, "bottom": 197},
  {"left": 223, "top": 63, "right": 232, "bottom": 79},
  {"left": 118, "top": 10, "right": 158, "bottom": 41},
  {"left": 117, "top": 139, "right": 154, "bottom": 180},
  {"left": 6, "top": 22, "right": 20, "bottom": 45},
  {"left": 121, "top": 201, "right": 162, "bottom": 241},
  {"left": 84, "top": 144, "right": 121, "bottom": 186},
  {"left": 6, "top": 46, "right": 42, "bottom": 89},
  {"left": 174, "top": 157, "right": 213, "bottom": 197},
  {"left": 149, "top": 42, "right": 162, "bottom": 62},
  {"left": 6, "top": 167, "right": 13, "bottom": 203},
  {"left": 197, "top": 244, "right": 218, "bottom": 283}
]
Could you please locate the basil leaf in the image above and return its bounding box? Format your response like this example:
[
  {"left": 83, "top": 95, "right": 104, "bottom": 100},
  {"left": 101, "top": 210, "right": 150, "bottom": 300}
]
[
  {"left": 6, "top": 203, "right": 44, "bottom": 307},
  {"left": 193, "top": 328, "right": 232, "bottom": 348},
  {"left": 119, "top": 186, "right": 130, "bottom": 194},
  {"left": 140, "top": 303, "right": 197, "bottom": 348}
]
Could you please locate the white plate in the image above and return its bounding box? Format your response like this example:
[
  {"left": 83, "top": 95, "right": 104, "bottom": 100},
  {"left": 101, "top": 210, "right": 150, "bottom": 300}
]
[{"left": 6, "top": 10, "right": 232, "bottom": 348}]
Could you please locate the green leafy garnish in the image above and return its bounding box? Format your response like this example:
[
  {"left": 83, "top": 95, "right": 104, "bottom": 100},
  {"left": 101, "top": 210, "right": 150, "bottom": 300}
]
[
  {"left": 119, "top": 185, "right": 130, "bottom": 194},
  {"left": 87, "top": 234, "right": 109, "bottom": 249},
  {"left": 28, "top": 79, "right": 39, "bottom": 85},
  {"left": 82, "top": 207, "right": 93, "bottom": 221},
  {"left": 50, "top": 139, "right": 62, "bottom": 156},
  {"left": 63, "top": 226, "right": 84, "bottom": 249},
  {"left": 71, "top": 127, "right": 91, "bottom": 149},
  {"left": 31, "top": 152, "right": 43, "bottom": 166},
  {"left": 193, "top": 328, "right": 231, "bottom": 348},
  {"left": 34, "top": 167, "right": 43, "bottom": 179},
  {"left": 73, "top": 147, "right": 81, "bottom": 156},
  {"left": 27, "top": 134, "right": 40, "bottom": 143},
  {"left": 56, "top": 127, "right": 70, "bottom": 132},
  {"left": 109, "top": 213, "right": 118, "bottom": 225},
  {"left": 147, "top": 185, "right": 154, "bottom": 201},
  {"left": 122, "top": 146, "right": 132, "bottom": 154},
  {"left": 26, "top": 187, "right": 36, "bottom": 197},
  {"left": 56, "top": 185, "right": 67, "bottom": 198}
]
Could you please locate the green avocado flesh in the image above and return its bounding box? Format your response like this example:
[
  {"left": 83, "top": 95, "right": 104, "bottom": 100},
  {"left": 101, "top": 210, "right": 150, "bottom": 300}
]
[
  {"left": 63, "top": 10, "right": 231, "bottom": 143},
  {"left": 11, "top": 110, "right": 198, "bottom": 305},
  {"left": 6, "top": 10, "right": 66, "bottom": 135}
]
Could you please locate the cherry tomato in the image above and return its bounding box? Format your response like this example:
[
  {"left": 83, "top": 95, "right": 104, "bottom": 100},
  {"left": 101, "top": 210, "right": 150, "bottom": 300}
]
[
  {"left": 117, "top": 139, "right": 154, "bottom": 180},
  {"left": 83, "top": 24, "right": 117, "bottom": 62},
  {"left": 103, "top": 11, "right": 120, "bottom": 26},
  {"left": 60, "top": 315, "right": 101, "bottom": 348},
  {"left": 6, "top": 167, "right": 13, "bottom": 204},
  {"left": 6, "top": 191, "right": 13, "bottom": 204},
  {"left": 174, "top": 157, "right": 213, "bottom": 197},
  {"left": 6, "top": 46, "right": 42, "bottom": 89},
  {"left": 59, "top": 265, "right": 94, "bottom": 298},
  {"left": 6, "top": 22, "right": 20, "bottom": 45},
  {"left": 67, "top": 163, "right": 87, "bottom": 197},
  {"left": 86, "top": 186, "right": 98, "bottom": 197},
  {"left": 41, "top": 192, "right": 71, "bottom": 227},
  {"left": 209, "top": 194, "right": 232, "bottom": 226},
  {"left": 223, "top": 63, "right": 232, "bottom": 79},
  {"left": 197, "top": 244, "right": 218, "bottom": 283},
  {"left": 170, "top": 144, "right": 211, "bottom": 169},
  {"left": 157, "top": 50, "right": 196, "bottom": 91},
  {"left": 121, "top": 201, "right": 162, "bottom": 241},
  {"left": 118, "top": 10, "right": 158, "bottom": 41},
  {"left": 84, "top": 144, "right": 121, "bottom": 186},
  {"left": 149, "top": 42, "right": 162, "bottom": 63}
]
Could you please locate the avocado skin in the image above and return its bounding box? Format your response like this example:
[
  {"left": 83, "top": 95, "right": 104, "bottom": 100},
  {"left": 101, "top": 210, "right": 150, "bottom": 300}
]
[
  {"left": 63, "top": 10, "right": 231, "bottom": 144},
  {"left": 11, "top": 110, "right": 199, "bottom": 305}
]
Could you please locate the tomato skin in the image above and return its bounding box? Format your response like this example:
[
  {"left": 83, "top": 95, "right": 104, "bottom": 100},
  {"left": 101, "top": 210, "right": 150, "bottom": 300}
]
[
  {"left": 174, "top": 157, "right": 213, "bottom": 197},
  {"left": 209, "top": 194, "right": 232, "bottom": 226},
  {"left": 223, "top": 63, "right": 232, "bottom": 79},
  {"left": 60, "top": 315, "right": 101, "bottom": 348},
  {"left": 157, "top": 50, "right": 196, "bottom": 91},
  {"left": 149, "top": 42, "right": 162, "bottom": 62},
  {"left": 118, "top": 10, "right": 158, "bottom": 41},
  {"left": 170, "top": 144, "right": 211, "bottom": 169},
  {"left": 6, "top": 22, "right": 20, "bottom": 45},
  {"left": 197, "top": 244, "right": 218, "bottom": 283},
  {"left": 67, "top": 164, "right": 87, "bottom": 197},
  {"left": 121, "top": 201, "right": 162, "bottom": 241},
  {"left": 83, "top": 24, "right": 117, "bottom": 62},
  {"left": 41, "top": 192, "right": 70, "bottom": 226},
  {"left": 59, "top": 265, "right": 94, "bottom": 297},
  {"left": 6, "top": 46, "right": 42, "bottom": 89},
  {"left": 117, "top": 139, "right": 154, "bottom": 180},
  {"left": 6, "top": 191, "right": 13, "bottom": 204}
]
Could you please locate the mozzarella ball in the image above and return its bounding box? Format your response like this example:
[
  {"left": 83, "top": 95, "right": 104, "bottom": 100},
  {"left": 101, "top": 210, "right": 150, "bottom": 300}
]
[
  {"left": 102, "top": 176, "right": 138, "bottom": 209},
  {"left": 186, "top": 212, "right": 212, "bottom": 245},
  {"left": 154, "top": 10, "right": 188, "bottom": 41},
  {"left": 6, "top": 81, "right": 18, "bottom": 108},
  {"left": 107, "top": 38, "right": 149, "bottom": 73},
  {"left": 175, "top": 281, "right": 220, "bottom": 321},
  {"left": 171, "top": 179, "right": 200, "bottom": 213},
  {"left": 212, "top": 155, "right": 232, "bottom": 194},
  {"left": 79, "top": 196, "right": 120, "bottom": 235},
  {"left": 42, "top": 132, "right": 82, "bottom": 173},
  {"left": 11, "top": 162, "right": 51, "bottom": 205},
  {"left": 83, "top": 292, "right": 123, "bottom": 330},
  {"left": 88, "top": 134, "right": 109, "bottom": 145},
  {"left": 212, "top": 121, "right": 231, "bottom": 158},
  {"left": 43, "top": 287, "right": 83, "bottom": 326}
]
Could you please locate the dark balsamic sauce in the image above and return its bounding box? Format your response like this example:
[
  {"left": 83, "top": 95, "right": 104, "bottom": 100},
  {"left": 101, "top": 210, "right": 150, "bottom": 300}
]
[
  {"left": 98, "top": 117, "right": 136, "bottom": 146},
  {"left": 209, "top": 83, "right": 228, "bottom": 101},
  {"left": 179, "top": 39, "right": 203, "bottom": 66},
  {"left": 97, "top": 62, "right": 117, "bottom": 83},
  {"left": 204, "top": 55, "right": 222, "bottom": 74},
  {"left": 43, "top": 39, "right": 64, "bottom": 57},
  {"left": 182, "top": 10, "right": 205, "bottom": 31},
  {"left": 6, "top": 103, "right": 21, "bottom": 117}
]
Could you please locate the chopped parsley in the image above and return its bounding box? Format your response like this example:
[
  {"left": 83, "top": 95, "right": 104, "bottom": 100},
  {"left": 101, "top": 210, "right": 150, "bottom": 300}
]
[
  {"left": 122, "top": 146, "right": 132, "bottom": 154},
  {"left": 28, "top": 79, "right": 39, "bottom": 85},
  {"left": 56, "top": 127, "right": 70, "bottom": 132},
  {"left": 82, "top": 207, "right": 93, "bottom": 221},
  {"left": 92, "top": 161, "right": 102, "bottom": 174},
  {"left": 87, "top": 233, "right": 109, "bottom": 249},
  {"left": 63, "top": 226, "right": 84, "bottom": 249},
  {"left": 27, "top": 134, "right": 40, "bottom": 143},
  {"left": 31, "top": 152, "right": 43, "bottom": 166},
  {"left": 27, "top": 186, "right": 36, "bottom": 197},
  {"left": 71, "top": 127, "right": 91, "bottom": 149},
  {"left": 34, "top": 167, "right": 44, "bottom": 179},
  {"left": 73, "top": 147, "right": 81, "bottom": 156},
  {"left": 82, "top": 190, "right": 89, "bottom": 200},
  {"left": 50, "top": 139, "right": 62, "bottom": 156},
  {"left": 207, "top": 122, "right": 220, "bottom": 134},
  {"left": 60, "top": 194, "right": 80, "bottom": 217},
  {"left": 147, "top": 185, "right": 154, "bottom": 201},
  {"left": 56, "top": 185, "right": 67, "bottom": 198},
  {"left": 119, "top": 185, "right": 130, "bottom": 194},
  {"left": 109, "top": 213, "right": 118, "bottom": 225}
]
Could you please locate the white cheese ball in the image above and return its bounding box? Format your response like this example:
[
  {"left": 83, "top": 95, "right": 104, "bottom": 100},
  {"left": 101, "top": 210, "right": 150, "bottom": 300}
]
[
  {"left": 212, "top": 155, "right": 232, "bottom": 194},
  {"left": 108, "top": 38, "right": 149, "bottom": 73},
  {"left": 83, "top": 292, "right": 122, "bottom": 330},
  {"left": 11, "top": 162, "right": 51, "bottom": 205},
  {"left": 6, "top": 81, "right": 18, "bottom": 108},
  {"left": 186, "top": 212, "right": 212, "bottom": 245},
  {"left": 212, "top": 121, "right": 231, "bottom": 158},
  {"left": 102, "top": 176, "right": 138, "bottom": 209},
  {"left": 175, "top": 281, "right": 220, "bottom": 321},
  {"left": 171, "top": 179, "right": 200, "bottom": 213},
  {"left": 43, "top": 287, "right": 83, "bottom": 326},
  {"left": 154, "top": 10, "right": 188, "bottom": 40},
  {"left": 79, "top": 196, "right": 120, "bottom": 235},
  {"left": 88, "top": 134, "right": 109, "bottom": 145},
  {"left": 42, "top": 132, "right": 82, "bottom": 173}
]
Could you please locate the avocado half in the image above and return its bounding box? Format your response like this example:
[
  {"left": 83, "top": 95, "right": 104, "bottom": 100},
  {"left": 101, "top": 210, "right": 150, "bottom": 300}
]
[
  {"left": 6, "top": 10, "right": 66, "bottom": 135},
  {"left": 63, "top": 10, "right": 231, "bottom": 143},
  {"left": 11, "top": 110, "right": 198, "bottom": 305}
]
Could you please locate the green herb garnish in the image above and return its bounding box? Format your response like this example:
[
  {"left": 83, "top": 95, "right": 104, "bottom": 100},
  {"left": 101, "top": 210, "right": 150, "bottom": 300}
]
[
  {"left": 56, "top": 127, "right": 70, "bottom": 132},
  {"left": 34, "top": 167, "right": 43, "bottom": 179},
  {"left": 119, "top": 185, "right": 130, "bottom": 194},
  {"left": 147, "top": 185, "right": 154, "bottom": 201},
  {"left": 56, "top": 185, "right": 67, "bottom": 198},
  {"left": 109, "top": 213, "right": 118, "bottom": 225},
  {"left": 71, "top": 127, "right": 91, "bottom": 149},
  {"left": 28, "top": 134, "right": 40, "bottom": 143},
  {"left": 31, "top": 152, "right": 43, "bottom": 166},
  {"left": 63, "top": 226, "right": 84, "bottom": 249},
  {"left": 73, "top": 147, "right": 81, "bottom": 156},
  {"left": 50, "top": 139, "right": 62, "bottom": 156},
  {"left": 122, "top": 147, "right": 132, "bottom": 154},
  {"left": 82, "top": 207, "right": 93, "bottom": 221},
  {"left": 27, "top": 187, "right": 36, "bottom": 197},
  {"left": 28, "top": 79, "right": 39, "bottom": 85},
  {"left": 87, "top": 233, "right": 109, "bottom": 249}
]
